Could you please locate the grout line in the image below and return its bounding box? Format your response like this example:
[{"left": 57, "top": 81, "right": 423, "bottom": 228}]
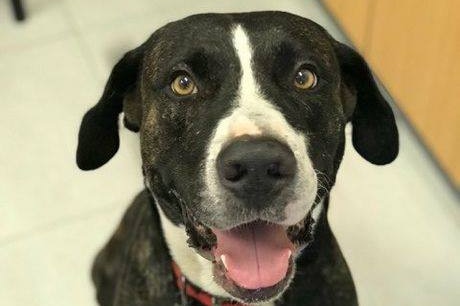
[
  {"left": 60, "top": 1, "right": 101, "bottom": 83},
  {"left": 61, "top": 5, "right": 161, "bottom": 35},
  {"left": 58, "top": 1, "right": 163, "bottom": 84},
  {"left": 0, "top": 200, "right": 128, "bottom": 247},
  {"left": 0, "top": 31, "right": 72, "bottom": 56},
  {"left": 0, "top": 1, "right": 77, "bottom": 57}
]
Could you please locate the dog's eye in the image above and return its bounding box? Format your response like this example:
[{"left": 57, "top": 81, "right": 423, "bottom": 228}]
[
  {"left": 171, "top": 74, "right": 197, "bottom": 96},
  {"left": 294, "top": 68, "right": 317, "bottom": 90}
]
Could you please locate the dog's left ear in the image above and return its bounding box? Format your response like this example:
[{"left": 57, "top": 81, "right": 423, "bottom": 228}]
[
  {"left": 76, "top": 44, "right": 145, "bottom": 171},
  {"left": 335, "top": 42, "right": 399, "bottom": 165}
]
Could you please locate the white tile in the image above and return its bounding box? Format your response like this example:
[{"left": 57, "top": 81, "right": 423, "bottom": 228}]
[
  {"left": 329, "top": 123, "right": 460, "bottom": 306},
  {"left": 0, "top": 0, "right": 72, "bottom": 53},
  {"left": 0, "top": 37, "right": 143, "bottom": 242},
  {"left": 66, "top": 0, "right": 345, "bottom": 48},
  {"left": 77, "top": 0, "right": 346, "bottom": 83},
  {"left": 0, "top": 206, "right": 126, "bottom": 306},
  {"left": 62, "top": 0, "right": 159, "bottom": 31},
  {"left": 77, "top": 15, "right": 166, "bottom": 83}
]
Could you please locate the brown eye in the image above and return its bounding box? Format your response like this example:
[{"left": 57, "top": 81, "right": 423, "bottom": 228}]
[
  {"left": 294, "top": 68, "right": 317, "bottom": 90},
  {"left": 171, "top": 74, "right": 197, "bottom": 96}
]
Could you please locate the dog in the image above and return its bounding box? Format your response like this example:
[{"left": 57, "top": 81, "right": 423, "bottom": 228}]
[{"left": 76, "top": 11, "right": 398, "bottom": 306}]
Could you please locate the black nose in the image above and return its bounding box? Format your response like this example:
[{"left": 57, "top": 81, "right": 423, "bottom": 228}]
[{"left": 216, "top": 136, "right": 296, "bottom": 201}]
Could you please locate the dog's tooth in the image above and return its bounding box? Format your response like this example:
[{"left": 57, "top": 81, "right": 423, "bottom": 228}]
[
  {"left": 287, "top": 249, "right": 292, "bottom": 258},
  {"left": 220, "top": 255, "right": 228, "bottom": 270}
]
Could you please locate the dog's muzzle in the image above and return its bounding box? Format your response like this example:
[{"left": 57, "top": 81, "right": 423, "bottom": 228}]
[{"left": 216, "top": 136, "right": 296, "bottom": 206}]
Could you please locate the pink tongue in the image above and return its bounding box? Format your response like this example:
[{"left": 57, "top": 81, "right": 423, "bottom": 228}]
[{"left": 213, "top": 222, "right": 293, "bottom": 290}]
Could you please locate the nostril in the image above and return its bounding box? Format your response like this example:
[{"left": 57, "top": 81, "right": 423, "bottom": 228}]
[
  {"left": 222, "top": 162, "right": 247, "bottom": 182},
  {"left": 266, "top": 162, "right": 281, "bottom": 178},
  {"left": 266, "top": 161, "right": 295, "bottom": 179}
]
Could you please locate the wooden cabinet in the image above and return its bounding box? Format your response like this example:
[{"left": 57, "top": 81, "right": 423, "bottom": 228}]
[
  {"left": 324, "top": 0, "right": 460, "bottom": 187},
  {"left": 322, "top": 0, "right": 371, "bottom": 51}
]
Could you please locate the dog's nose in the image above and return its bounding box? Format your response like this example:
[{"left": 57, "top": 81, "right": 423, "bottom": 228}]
[{"left": 216, "top": 136, "right": 296, "bottom": 201}]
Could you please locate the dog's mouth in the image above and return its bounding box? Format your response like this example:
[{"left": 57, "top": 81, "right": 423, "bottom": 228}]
[
  {"left": 213, "top": 221, "right": 293, "bottom": 290},
  {"left": 211, "top": 221, "right": 295, "bottom": 303},
  {"left": 186, "top": 212, "right": 317, "bottom": 303}
]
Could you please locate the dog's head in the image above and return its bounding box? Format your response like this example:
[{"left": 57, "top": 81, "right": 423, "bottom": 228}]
[{"left": 76, "top": 12, "right": 398, "bottom": 304}]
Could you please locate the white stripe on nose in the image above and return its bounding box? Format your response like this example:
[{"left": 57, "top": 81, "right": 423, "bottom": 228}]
[{"left": 204, "top": 25, "right": 318, "bottom": 226}]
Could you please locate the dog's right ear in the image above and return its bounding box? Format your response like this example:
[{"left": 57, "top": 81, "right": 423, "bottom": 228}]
[{"left": 76, "top": 45, "right": 145, "bottom": 171}]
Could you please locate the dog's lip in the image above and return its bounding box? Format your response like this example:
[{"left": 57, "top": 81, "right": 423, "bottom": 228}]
[
  {"left": 186, "top": 217, "right": 314, "bottom": 302},
  {"left": 212, "top": 251, "right": 295, "bottom": 303},
  {"left": 211, "top": 221, "right": 294, "bottom": 290},
  {"left": 191, "top": 216, "right": 312, "bottom": 253},
  {"left": 184, "top": 204, "right": 319, "bottom": 302}
]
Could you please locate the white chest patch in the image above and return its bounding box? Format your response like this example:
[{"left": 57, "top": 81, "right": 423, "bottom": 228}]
[
  {"left": 156, "top": 24, "right": 317, "bottom": 306},
  {"left": 157, "top": 203, "right": 275, "bottom": 306},
  {"left": 156, "top": 203, "right": 231, "bottom": 298}
]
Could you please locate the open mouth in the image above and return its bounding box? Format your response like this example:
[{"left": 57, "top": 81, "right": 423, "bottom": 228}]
[
  {"left": 186, "top": 213, "right": 317, "bottom": 303},
  {"left": 212, "top": 221, "right": 294, "bottom": 302},
  {"left": 213, "top": 222, "right": 293, "bottom": 289}
]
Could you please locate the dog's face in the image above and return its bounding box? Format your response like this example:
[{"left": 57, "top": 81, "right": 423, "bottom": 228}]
[{"left": 77, "top": 12, "right": 398, "bottom": 303}]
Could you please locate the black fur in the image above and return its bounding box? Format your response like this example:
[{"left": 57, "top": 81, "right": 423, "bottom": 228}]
[
  {"left": 76, "top": 11, "right": 399, "bottom": 305},
  {"left": 92, "top": 192, "right": 357, "bottom": 305},
  {"left": 76, "top": 45, "right": 145, "bottom": 170},
  {"left": 335, "top": 42, "right": 399, "bottom": 165}
]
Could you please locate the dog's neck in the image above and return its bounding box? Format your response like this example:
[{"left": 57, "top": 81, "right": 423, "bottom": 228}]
[
  {"left": 155, "top": 198, "right": 325, "bottom": 306},
  {"left": 156, "top": 203, "right": 232, "bottom": 298}
]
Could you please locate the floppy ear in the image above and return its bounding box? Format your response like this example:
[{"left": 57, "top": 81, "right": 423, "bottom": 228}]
[
  {"left": 335, "top": 42, "right": 399, "bottom": 165},
  {"left": 76, "top": 45, "right": 144, "bottom": 170}
]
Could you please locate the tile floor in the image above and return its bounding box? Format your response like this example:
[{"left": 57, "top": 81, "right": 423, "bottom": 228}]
[{"left": 0, "top": 1, "right": 458, "bottom": 305}]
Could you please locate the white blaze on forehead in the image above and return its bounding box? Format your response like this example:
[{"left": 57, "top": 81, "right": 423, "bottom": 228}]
[
  {"left": 204, "top": 25, "right": 317, "bottom": 226},
  {"left": 233, "top": 25, "right": 258, "bottom": 107}
]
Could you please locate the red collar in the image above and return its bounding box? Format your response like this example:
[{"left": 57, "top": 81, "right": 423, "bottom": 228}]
[{"left": 172, "top": 261, "right": 247, "bottom": 306}]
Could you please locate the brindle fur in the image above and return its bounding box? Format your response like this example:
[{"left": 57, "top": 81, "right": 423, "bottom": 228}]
[
  {"left": 78, "top": 11, "right": 399, "bottom": 306},
  {"left": 92, "top": 191, "right": 357, "bottom": 305}
]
